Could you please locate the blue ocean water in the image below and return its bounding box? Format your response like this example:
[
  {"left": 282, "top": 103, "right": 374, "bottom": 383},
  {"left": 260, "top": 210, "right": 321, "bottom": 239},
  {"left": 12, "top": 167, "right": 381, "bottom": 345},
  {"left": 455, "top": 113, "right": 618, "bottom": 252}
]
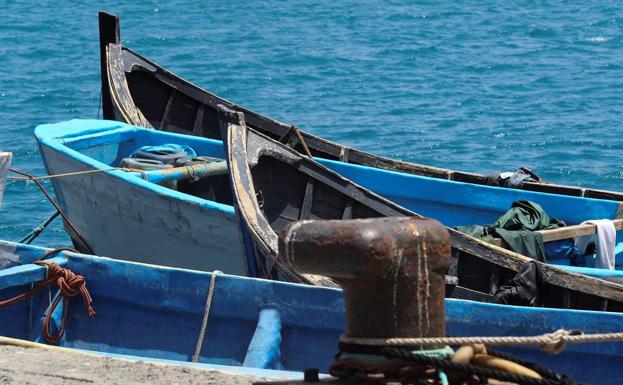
[{"left": 1, "top": 1, "right": 623, "bottom": 247}]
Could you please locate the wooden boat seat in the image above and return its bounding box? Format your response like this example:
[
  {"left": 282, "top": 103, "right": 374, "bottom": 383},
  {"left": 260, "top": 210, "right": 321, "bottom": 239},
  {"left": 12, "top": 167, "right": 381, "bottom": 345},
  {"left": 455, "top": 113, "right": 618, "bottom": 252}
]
[{"left": 489, "top": 218, "right": 623, "bottom": 247}]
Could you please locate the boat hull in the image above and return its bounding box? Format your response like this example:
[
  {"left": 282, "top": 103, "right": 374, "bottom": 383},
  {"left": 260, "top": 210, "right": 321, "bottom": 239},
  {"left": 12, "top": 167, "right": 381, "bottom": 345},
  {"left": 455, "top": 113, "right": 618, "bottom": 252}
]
[
  {"left": 35, "top": 120, "right": 247, "bottom": 275},
  {"left": 0, "top": 241, "right": 622, "bottom": 384}
]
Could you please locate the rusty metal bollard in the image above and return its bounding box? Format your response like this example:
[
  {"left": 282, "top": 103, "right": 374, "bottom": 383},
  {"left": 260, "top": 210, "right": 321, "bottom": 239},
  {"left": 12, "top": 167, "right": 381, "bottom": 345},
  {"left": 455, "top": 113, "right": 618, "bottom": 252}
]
[{"left": 278, "top": 217, "right": 451, "bottom": 345}]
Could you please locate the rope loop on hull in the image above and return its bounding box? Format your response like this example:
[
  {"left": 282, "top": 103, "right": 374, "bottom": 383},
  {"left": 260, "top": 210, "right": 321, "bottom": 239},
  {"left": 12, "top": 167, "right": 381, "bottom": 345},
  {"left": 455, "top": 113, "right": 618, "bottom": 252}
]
[{"left": 0, "top": 259, "right": 95, "bottom": 344}]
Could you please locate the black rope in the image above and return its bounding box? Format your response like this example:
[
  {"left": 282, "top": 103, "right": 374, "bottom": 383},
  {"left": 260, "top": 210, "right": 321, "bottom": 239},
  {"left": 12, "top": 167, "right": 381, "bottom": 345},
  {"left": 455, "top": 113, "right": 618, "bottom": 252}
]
[
  {"left": 40, "top": 247, "right": 79, "bottom": 260},
  {"left": 9, "top": 168, "right": 94, "bottom": 254},
  {"left": 18, "top": 211, "right": 60, "bottom": 244},
  {"left": 382, "top": 347, "right": 581, "bottom": 385}
]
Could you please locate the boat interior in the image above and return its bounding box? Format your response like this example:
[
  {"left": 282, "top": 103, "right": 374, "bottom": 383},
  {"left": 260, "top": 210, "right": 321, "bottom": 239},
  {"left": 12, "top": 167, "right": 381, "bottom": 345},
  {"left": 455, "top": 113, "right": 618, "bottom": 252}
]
[{"left": 42, "top": 120, "right": 233, "bottom": 206}]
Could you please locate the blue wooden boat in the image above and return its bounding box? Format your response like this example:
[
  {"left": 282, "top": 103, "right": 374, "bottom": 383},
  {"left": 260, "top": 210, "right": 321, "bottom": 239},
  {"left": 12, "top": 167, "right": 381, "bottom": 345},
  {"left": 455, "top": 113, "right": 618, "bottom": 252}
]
[
  {"left": 0, "top": 240, "right": 622, "bottom": 385},
  {"left": 34, "top": 118, "right": 623, "bottom": 310},
  {"left": 35, "top": 119, "right": 247, "bottom": 275}
]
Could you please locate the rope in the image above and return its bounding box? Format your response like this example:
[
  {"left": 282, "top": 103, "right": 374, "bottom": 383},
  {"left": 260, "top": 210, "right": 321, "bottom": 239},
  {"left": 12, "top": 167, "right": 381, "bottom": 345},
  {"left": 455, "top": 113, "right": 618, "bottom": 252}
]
[
  {"left": 9, "top": 168, "right": 95, "bottom": 254},
  {"left": 18, "top": 211, "right": 60, "bottom": 244},
  {"left": 382, "top": 347, "right": 579, "bottom": 385},
  {"left": 192, "top": 270, "right": 221, "bottom": 363},
  {"left": 340, "top": 329, "right": 623, "bottom": 355},
  {"left": 41, "top": 247, "right": 80, "bottom": 260},
  {"left": 0, "top": 261, "right": 95, "bottom": 344},
  {"left": 9, "top": 167, "right": 152, "bottom": 252},
  {"left": 8, "top": 167, "right": 141, "bottom": 181},
  {"left": 487, "top": 348, "right": 568, "bottom": 382},
  {"left": 278, "top": 125, "right": 313, "bottom": 159}
]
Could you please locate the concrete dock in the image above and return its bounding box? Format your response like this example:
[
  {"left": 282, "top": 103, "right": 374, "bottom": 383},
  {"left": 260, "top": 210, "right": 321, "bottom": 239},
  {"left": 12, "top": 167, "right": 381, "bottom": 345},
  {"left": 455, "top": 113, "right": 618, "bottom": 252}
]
[{"left": 0, "top": 344, "right": 268, "bottom": 385}]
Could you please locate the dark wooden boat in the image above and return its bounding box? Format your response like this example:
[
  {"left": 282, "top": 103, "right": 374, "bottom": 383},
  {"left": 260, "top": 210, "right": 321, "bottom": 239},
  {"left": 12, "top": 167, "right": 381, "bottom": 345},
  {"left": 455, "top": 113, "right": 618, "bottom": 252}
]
[
  {"left": 99, "top": 12, "right": 623, "bottom": 202},
  {"left": 218, "top": 105, "right": 623, "bottom": 312}
]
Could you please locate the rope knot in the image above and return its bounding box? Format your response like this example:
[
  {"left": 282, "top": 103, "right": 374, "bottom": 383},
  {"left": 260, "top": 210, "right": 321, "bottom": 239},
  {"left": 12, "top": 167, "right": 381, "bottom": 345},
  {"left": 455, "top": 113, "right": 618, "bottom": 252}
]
[
  {"left": 539, "top": 329, "right": 571, "bottom": 355},
  {"left": 0, "top": 260, "right": 97, "bottom": 344},
  {"left": 35, "top": 261, "right": 96, "bottom": 317}
]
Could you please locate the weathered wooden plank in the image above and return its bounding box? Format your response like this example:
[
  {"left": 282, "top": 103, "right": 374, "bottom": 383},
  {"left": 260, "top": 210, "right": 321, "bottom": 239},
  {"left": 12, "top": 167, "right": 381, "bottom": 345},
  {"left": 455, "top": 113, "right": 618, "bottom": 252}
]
[
  {"left": 0, "top": 152, "right": 11, "bottom": 207},
  {"left": 98, "top": 12, "right": 120, "bottom": 120},
  {"left": 192, "top": 103, "right": 206, "bottom": 136},
  {"left": 488, "top": 265, "right": 500, "bottom": 294},
  {"left": 488, "top": 219, "right": 623, "bottom": 248},
  {"left": 106, "top": 44, "right": 152, "bottom": 127},
  {"left": 541, "top": 219, "right": 623, "bottom": 242},
  {"left": 299, "top": 179, "right": 315, "bottom": 220},
  {"left": 160, "top": 89, "right": 177, "bottom": 132},
  {"left": 341, "top": 200, "right": 353, "bottom": 219}
]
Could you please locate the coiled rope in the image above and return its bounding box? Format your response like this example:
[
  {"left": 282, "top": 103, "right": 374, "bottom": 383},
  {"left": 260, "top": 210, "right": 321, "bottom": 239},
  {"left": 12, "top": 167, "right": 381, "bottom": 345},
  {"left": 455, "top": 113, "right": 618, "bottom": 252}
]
[
  {"left": 0, "top": 260, "right": 95, "bottom": 344},
  {"left": 382, "top": 347, "right": 578, "bottom": 385},
  {"left": 340, "top": 329, "right": 623, "bottom": 355}
]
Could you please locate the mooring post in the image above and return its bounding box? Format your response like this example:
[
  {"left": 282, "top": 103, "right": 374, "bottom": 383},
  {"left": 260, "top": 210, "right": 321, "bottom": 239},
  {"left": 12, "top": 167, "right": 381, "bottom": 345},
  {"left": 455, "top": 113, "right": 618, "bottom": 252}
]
[
  {"left": 98, "top": 11, "right": 120, "bottom": 120},
  {"left": 279, "top": 217, "right": 450, "bottom": 344}
]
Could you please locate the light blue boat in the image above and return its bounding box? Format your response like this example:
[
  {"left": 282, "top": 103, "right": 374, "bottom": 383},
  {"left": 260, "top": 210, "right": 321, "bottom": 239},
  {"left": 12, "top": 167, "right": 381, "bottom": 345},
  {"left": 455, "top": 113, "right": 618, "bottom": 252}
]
[
  {"left": 35, "top": 119, "right": 249, "bottom": 275},
  {"left": 0, "top": 240, "right": 621, "bottom": 385}
]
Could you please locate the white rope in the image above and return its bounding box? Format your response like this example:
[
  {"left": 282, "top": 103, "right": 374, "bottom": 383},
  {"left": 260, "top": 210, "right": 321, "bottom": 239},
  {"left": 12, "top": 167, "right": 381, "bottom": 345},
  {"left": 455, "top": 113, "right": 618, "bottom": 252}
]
[
  {"left": 192, "top": 270, "right": 221, "bottom": 363},
  {"left": 7, "top": 167, "right": 147, "bottom": 181},
  {"left": 340, "top": 329, "right": 623, "bottom": 355}
]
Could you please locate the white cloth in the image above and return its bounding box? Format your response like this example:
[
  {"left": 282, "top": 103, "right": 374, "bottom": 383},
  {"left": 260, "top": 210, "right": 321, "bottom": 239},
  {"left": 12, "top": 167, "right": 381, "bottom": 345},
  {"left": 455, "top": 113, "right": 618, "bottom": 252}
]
[{"left": 574, "top": 219, "right": 616, "bottom": 270}]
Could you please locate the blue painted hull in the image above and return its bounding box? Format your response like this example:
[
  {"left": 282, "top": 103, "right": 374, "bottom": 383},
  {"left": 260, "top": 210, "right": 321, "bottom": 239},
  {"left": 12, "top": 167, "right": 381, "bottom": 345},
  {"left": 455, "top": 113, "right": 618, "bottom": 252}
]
[
  {"left": 0, "top": 241, "right": 622, "bottom": 384},
  {"left": 316, "top": 159, "right": 623, "bottom": 269},
  {"left": 319, "top": 160, "right": 622, "bottom": 227},
  {"left": 35, "top": 120, "right": 248, "bottom": 275}
]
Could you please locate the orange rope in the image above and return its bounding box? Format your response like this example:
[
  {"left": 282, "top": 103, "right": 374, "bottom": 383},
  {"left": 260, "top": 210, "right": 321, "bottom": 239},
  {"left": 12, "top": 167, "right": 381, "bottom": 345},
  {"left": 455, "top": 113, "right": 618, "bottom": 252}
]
[{"left": 0, "top": 261, "right": 95, "bottom": 344}]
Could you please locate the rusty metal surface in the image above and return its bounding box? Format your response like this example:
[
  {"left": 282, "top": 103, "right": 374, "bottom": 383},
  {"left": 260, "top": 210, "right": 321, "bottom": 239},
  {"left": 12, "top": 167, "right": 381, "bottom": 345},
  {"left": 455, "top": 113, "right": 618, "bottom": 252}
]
[{"left": 279, "top": 217, "right": 450, "bottom": 341}]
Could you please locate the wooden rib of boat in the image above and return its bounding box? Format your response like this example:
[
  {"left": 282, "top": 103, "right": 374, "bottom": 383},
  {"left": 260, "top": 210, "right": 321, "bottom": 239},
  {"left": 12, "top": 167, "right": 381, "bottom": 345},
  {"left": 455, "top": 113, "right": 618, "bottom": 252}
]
[
  {"left": 99, "top": 12, "right": 623, "bottom": 202},
  {"left": 1, "top": 240, "right": 622, "bottom": 385},
  {"left": 218, "top": 106, "right": 623, "bottom": 312}
]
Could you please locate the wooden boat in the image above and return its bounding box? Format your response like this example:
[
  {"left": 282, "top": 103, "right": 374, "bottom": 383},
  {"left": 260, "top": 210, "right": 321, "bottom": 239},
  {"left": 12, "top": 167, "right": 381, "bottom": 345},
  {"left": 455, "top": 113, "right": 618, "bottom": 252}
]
[
  {"left": 99, "top": 12, "right": 623, "bottom": 204},
  {"left": 0, "top": 240, "right": 622, "bottom": 384},
  {"left": 219, "top": 107, "right": 623, "bottom": 312},
  {"left": 34, "top": 119, "right": 247, "bottom": 274}
]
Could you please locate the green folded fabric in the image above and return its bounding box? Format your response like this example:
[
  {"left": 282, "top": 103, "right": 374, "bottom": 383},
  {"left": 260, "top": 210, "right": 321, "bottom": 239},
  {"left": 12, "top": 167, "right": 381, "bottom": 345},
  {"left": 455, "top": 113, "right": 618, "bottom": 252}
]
[{"left": 455, "top": 200, "right": 565, "bottom": 261}]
